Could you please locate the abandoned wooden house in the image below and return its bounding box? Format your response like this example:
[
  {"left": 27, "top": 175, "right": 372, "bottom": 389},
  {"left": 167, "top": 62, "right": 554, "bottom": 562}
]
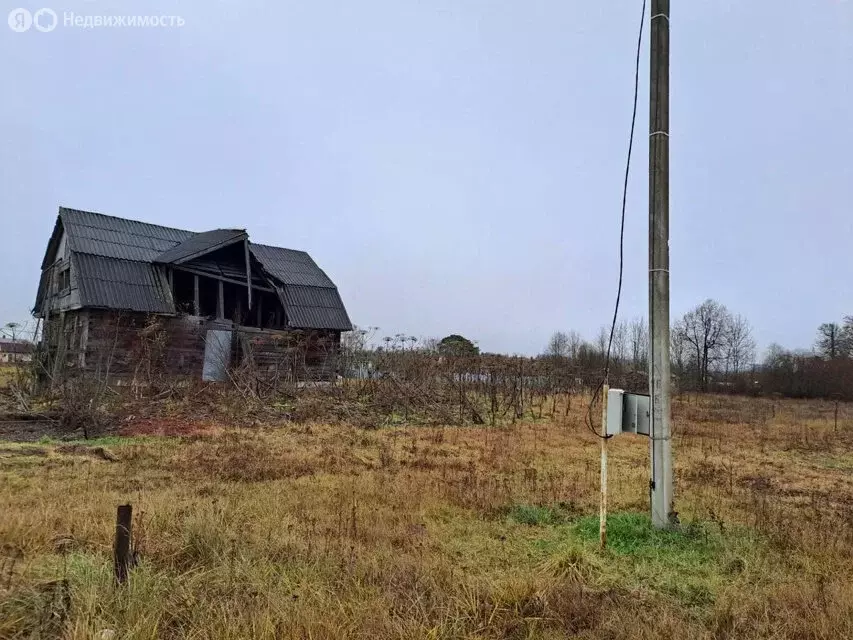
[{"left": 33, "top": 207, "right": 352, "bottom": 383}]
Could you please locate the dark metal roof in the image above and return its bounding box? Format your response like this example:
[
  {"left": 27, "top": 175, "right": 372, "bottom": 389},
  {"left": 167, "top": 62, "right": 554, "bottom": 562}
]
[
  {"left": 38, "top": 207, "right": 352, "bottom": 330},
  {"left": 154, "top": 229, "right": 247, "bottom": 264},
  {"left": 33, "top": 267, "right": 51, "bottom": 315},
  {"left": 74, "top": 253, "right": 174, "bottom": 314},
  {"left": 249, "top": 243, "right": 352, "bottom": 330},
  {"left": 249, "top": 244, "right": 336, "bottom": 288},
  {"left": 60, "top": 207, "right": 193, "bottom": 262},
  {"left": 282, "top": 286, "right": 353, "bottom": 331}
]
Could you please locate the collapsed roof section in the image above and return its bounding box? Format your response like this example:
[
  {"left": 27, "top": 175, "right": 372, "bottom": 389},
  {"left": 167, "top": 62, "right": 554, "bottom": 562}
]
[
  {"left": 154, "top": 229, "right": 248, "bottom": 265},
  {"left": 34, "top": 207, "right": 352, "bottom": 331}
]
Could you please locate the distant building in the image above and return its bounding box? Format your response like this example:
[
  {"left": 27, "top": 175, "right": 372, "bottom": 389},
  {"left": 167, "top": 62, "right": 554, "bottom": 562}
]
[
  {"left": 0, "top": 339, "right": 34, "bottom": 364},
  {"left": 33, "top": 207, "right": 352, "bottom": 382}
]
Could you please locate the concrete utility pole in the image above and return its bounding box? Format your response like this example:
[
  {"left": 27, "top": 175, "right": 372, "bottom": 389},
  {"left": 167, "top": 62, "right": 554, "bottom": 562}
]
[{"left": 648, "top": 0, "right": 673, "bottom": 529}]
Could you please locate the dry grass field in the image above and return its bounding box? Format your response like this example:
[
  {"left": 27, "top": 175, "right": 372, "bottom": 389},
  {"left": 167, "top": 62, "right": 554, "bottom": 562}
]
[
  {"left": 1, "top": 393, "right": 852, "bottom": 639},
  {"left": 0, "top": 366, "right": 19, "bottom": 389}
]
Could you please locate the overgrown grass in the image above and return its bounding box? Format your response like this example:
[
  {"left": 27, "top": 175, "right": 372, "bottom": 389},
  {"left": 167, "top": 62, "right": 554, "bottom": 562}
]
[
  {"left": 36, "top": 435, "right": 166, "bottom": 447},
  {"left": 1, "top": 394, "right": 852, "bottom": 639},
  {"left": 0, "top": 366, "right": 17, "bottom": 388},
  {"left": 507, "top": 504, "right": 569, "bottom": 526}
]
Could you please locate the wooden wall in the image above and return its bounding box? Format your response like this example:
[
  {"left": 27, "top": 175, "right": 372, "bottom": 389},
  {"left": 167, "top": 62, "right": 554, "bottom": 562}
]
[
  {"left": 41, "top": 310, "right": 341, "bottom": 384},
  {"left": 234, "top": 327, "right": 341, "bottom": 382}
]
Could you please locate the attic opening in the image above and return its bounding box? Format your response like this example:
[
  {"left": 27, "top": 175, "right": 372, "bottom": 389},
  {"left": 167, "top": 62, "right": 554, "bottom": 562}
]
[
  {"left": 167, "top": 243, "right": 287, "bottom": 329},
  {"left": 56, "top": 266, "right": 70, "bottom": 295}
]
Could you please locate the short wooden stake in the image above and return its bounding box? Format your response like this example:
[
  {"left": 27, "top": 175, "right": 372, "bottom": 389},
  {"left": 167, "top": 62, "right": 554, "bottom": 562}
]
[
  {"left": 835, "top": 400, "right": 839, "bottom": 434},
  {"left": 600, "top": 384, "right": 609, "bottom": 550},
  {"left": 114, "top": 504, "right": 132, "bottom": 584}
]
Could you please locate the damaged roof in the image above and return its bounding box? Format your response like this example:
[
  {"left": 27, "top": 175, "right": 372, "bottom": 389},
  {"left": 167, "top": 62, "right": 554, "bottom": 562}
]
[
  {"left": 36, "top": 207, "right": 352, "bottom": 331},
  {"left": 155, "top": 229, "right": 247, "bottom": 264},
  {"left": 249, "top": 244, "right": 337, "bottom": 288}
]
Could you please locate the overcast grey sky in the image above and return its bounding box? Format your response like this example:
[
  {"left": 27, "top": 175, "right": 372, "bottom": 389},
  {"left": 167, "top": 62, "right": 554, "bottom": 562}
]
[{"left": 1, "top": 1, "right": 851, "bottom": 354}]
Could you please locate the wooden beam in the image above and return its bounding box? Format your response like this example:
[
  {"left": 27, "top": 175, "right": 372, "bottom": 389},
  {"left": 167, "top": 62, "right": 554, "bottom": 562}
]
[
  {"left": 257, "top": 294, "right": 263, "bottom": 328},
  {"left": 114, "top": 504, "right": 133, "bottom": 584},
  {"left": 217, "top": 280, "right": 224, "bottom": 320},
  {"left": 193, "top": 275, "right": 200, "bottom": 315},
  {"left": 244, "top": 239, "right": 253, "bottom": 310},
  {"left": 172, "top": 266, "right": 275, "bottom": 293},
  {"left": 78, "top": 311, "right": 89, "bottom": 369}
]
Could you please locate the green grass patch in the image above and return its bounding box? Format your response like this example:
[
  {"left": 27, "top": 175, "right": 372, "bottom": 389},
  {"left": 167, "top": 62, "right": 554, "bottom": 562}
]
[
  {"left": 507, "top": 511, "right": 764, "bottom": 609},
  {"left": 811, "top": 454, "right": 853, "bottom": 471},
  {"left": 570, "top": 512, "right": 758, "bottom": 607},
  {"left": 507, "top": 504, "right": 568, "bottom": 526},
  {"left": 575, "top": 512, "right": 717, "bottom": 558}
]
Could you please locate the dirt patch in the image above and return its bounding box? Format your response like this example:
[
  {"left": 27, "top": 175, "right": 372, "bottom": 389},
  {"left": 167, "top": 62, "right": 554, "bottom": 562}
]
[
  {"left": 738, "top": 474, "right": 773, "bottom": 492},
  {"left": 0, "top": 418, "right": 67, "bottom": 442},
  {"left": 55, "top": 444, "right": 119, "bottom": 462}
]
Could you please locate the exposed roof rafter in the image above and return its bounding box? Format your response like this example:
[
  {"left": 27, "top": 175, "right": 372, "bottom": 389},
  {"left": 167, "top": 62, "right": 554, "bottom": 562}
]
[{"left": 154, "top": 229, "right": 247, "bottom": 265}]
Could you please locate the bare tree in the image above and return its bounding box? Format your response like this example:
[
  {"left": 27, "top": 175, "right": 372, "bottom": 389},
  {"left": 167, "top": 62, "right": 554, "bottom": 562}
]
[
  {"left": 611, "top": 321, "right": 629, "bottom": 364},
  {"left": 595, "top": 326, "right": 609, "bottom": 359},
  {"left": 816, "top": 322, "right": 848, "bottom": 360},
  {"left": 843, "top": 317, "right": 853, "bottom": 357},
  {"left": 670, "top": 322, "right": 687, "bottom": 379},
  {"left": 566, "top": 330, "right": 583, "bottom": 360},
  {"left": 545, "top": 331, "right": 570, "bottom": 359},
  {"left": 723, "top": 314, "right": 756, "bottom": 377},
  {"left": 628, "top": 317, "right": 648, "bottom": 370},
  {"left": 678, "top": 299, "right": 731, "bottom": 391}
]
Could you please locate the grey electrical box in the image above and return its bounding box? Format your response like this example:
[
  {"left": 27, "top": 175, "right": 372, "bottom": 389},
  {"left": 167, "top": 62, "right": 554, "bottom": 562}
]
[
  {"left": 605, "top": 389, "right": 651, "bottom": 436},
  {"left": 605, "top": 389, "right": 624, "bottom": 436}
]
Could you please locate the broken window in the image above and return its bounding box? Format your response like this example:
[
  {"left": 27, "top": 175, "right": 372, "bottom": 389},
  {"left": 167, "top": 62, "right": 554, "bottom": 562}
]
[{"left": 57, "top": 266, "right": 71, "bottom": 294}]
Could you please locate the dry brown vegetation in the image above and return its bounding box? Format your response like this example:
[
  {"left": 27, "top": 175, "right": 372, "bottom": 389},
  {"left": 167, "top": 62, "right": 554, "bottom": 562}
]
[{"left": 1, "top": 393, "right": 852, "bottom": 639}]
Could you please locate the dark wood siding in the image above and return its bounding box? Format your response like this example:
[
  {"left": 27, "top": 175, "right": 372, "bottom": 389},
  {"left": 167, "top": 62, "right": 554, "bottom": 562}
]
[
  {"left": 234, "top": 328, "right": 341, "bottom": 382},
  {"left": 41, "top": 310, "right": 341, "bottom": 384}
]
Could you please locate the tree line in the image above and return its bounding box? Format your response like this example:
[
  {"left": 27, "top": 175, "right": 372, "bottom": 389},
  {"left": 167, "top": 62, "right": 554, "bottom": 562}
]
[
  {"left": 762, "top": 316, "right": 853, "bottom": 400},
  {"left": 544, "top": 300, "right": 853, "bottom": 400},
  {"left": 341, "top": 300, "right": 852, "bottom": 402},
  {"left": 544, "top": 299, "right": 756, "bottom": 392}
]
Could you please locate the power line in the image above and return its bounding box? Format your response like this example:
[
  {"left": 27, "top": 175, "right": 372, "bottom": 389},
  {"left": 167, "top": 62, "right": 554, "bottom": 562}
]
[{"left": 585, "top": 0, "right": 647, "bottom": 439}]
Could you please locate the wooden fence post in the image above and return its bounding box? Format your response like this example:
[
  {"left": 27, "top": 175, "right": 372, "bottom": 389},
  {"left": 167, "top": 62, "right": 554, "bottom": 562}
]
[
  {"left": 114, "top": 504, "right": 132, "bottom": 584},
  {"left": 600, "top": 384, "right": 609, "bottom": 550},
  {"left": 835, "top": 399, "right": 840, "bottom": 434}
]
